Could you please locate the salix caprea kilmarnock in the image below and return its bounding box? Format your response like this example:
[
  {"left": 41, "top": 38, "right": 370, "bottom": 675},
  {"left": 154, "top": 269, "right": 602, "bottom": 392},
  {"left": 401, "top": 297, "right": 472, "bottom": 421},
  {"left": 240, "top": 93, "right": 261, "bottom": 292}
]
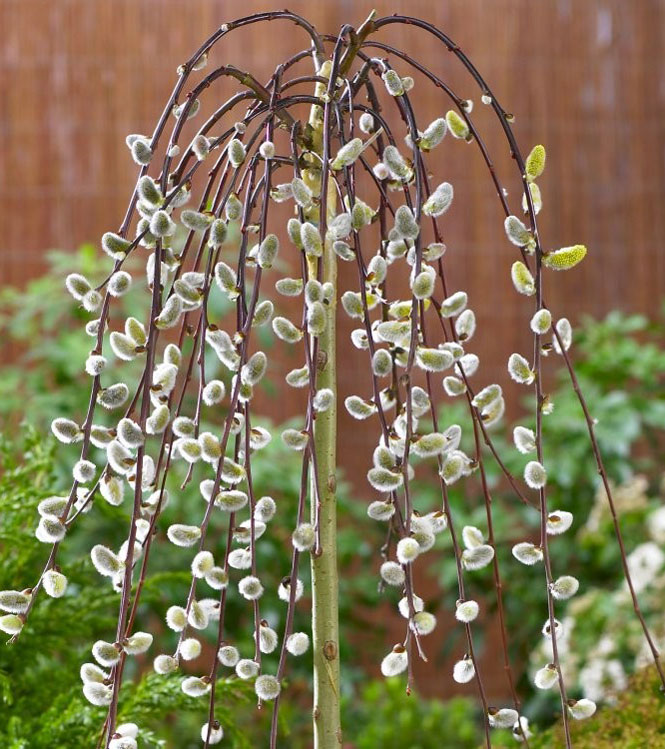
[{"left": 4, "top": 11, "right": 664, "bottom": 749}]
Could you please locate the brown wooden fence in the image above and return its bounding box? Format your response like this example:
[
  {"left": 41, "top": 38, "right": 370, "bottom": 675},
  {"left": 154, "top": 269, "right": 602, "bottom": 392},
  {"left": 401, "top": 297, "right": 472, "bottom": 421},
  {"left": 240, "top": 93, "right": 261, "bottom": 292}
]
[
  {"left": 1, "top": 0, "right": 664, "bottom": 699},
  {"left": 2, "top": 0, "right": 664, "bottom": 484}
]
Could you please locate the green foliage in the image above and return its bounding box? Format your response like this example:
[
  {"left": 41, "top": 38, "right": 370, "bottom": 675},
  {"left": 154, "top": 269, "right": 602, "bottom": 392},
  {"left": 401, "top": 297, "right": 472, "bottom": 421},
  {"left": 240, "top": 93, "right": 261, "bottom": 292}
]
[{"left": 344, "top": 678, "right": 480, "bottom": 748}]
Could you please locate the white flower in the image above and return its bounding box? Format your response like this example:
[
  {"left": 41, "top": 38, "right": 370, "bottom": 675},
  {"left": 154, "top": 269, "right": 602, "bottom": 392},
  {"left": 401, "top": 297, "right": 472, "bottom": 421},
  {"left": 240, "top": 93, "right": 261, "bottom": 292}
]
[
  {"left": 398, "top": 594, "right": 424, "bottom": 619},
  {"left": 330, "top": 137, "right": 364, "bottom": 170},
  {"left": 513, "top": 426, "right": 536, "bottom": 454},
  {"left": 255, "top": 674, "right": 281, "bottom": 701},
  {"left": 530, "top": 308, "right": 552, "bottom": 334},
  {"left": 80, "top": 662, "right": 107, "bottom": 684},
  {"left": 259, "top": 624, "right": 279, "bottom": 654},
  {"left": 109, "top": 736, "right": 137, "bottom": 749},
  {"left": 462, "top": 545, "right": 494, "bottom": 571},
  {"left": 51, "top": 417, "right": 82, "bottom": 444},
  {"left": 534, "top": 663, "right": 559, "bottom": 689},
  {"left": 504, "top": 215, "right": 534, "bottom": 250},
  {"left": 123, "top": 631, "right": 153, "bottom": 655},
  {"left": 440, "top": 291, "right": 467, "bottom": 318},
  {"left": 511, "top": 261, "right": 536, "bottom": 296},
  {"left": 547, "top": 510, "right": 573, "bottom": 535},
  {"left": 367, "top": 468, "right": 403, "bottom": 492},
  {"left": 394, "top": 205, "right": 419, "bottom": 240},
  {"left": 512, "top": 716, "right": 532, "bottom": 743},
  {"left": 286, "top": 632, "right": 310, "bottom": 656},
  {"left": 167, "top": 524, "right": 201, "bottom": 547},
  {"left": 255, "top": 496, "right": 277, "bottom": 522},
  {"left": 626, "top": 542, "right": 664, "bottom": 593},
  {"left": 647, "top": 506, "right": 665, "bottom": 544},
  {"left": 300, "top": 223, "right": 323, "bottom": 257},
  {"left": 90, "top": 545, "right": 124, "bottom": 578},
  {"left": 381, "top": 646, "right": 408, "bottom": 677},
  {"left": 380, "top": 561, "right": 405, "bottom": 587},
  {"left": 166, "top": 606, "right": 187, "bottom": 632},
  {"left": 35, "top": 514, "right": 66, "bottom": 543},
  {"left": 179, "top": 638, "right": 202, "bottom": 661},
  {"left": 453, "top": 656, "right": 475, "bottom": 683},
  {"left": 292, "top": 523, "right": 316, "bottom": 551},
  {"left": 154, "top": 654, "right": 178, "bottom": 674},
  {"left": 218, "top": 645, "right": 240, "bottom": 667},
  {"left": 227, "top": 138, "right": 246, "bottom": 168},
  {"left": 259, "top": 140, "right": 275, "bottom": 159},
  {"left": 0, "top": 614, "right": 23, "bottom": 635},
  {"left": 508, "top": 353, "right": 535, "bottom": 384},
  {"left": 382, "top": 69, "right": 405, "bottom": 97},
  {"left": 202, "top": 380, "right": 226, "bottom": 405},
  {"left": 418, "top": 117, "right": 447, "bottom": 150},
  {"left": 462, "top": 526, "right": 485, "bottom": 548},
  {"left": 553, "top": 318, "right": 573, "bottom": 353},
  {"left": 92, "top": 640, "right": 121, "bottom": 667},
  {"left": 181, "top": 676, "right": 210, "bottom": 697},
  {"left": 422, "top": 182, "right": 454, "bottom": 217},
  {"left": 238, "top": 575, "right": 264, "bottom": 600},
  {"left": 383, "top": 145, "right": 412, "bottom": 180},
  {"left": 524, "top": 461, "right": 547, "bottom": 489},
  {"left": 72, "top": 460, "right": 97, "bottom": 484},
  {"left": 278, "top": 577, "right": 304, "bottom": 603},
  {"left": 236, "top": 659, "right": 260, "bottom": 680},
  {"left": 411, "top": 611, "right": 437, "bottom": 636},
  {"left": 397, "top": 537, "right": 421, "bottom": 565},
  {"left": 83, "top": 682, "right": 113, "bottom": 706},
  {"left": 446, "top": 110, "right": 469, "bottom": 140},
  {"left": 42, "top": 570, "right": 68, "bottom": 598},
  {"left": 512, "top": 542, "right": 543, "bottom": 566},
  {"left": 550, "top": 575, "right": 580, "bottom": 600},
  {"left": 455, "top": 600, "right": 480, "bottom": 623},
  {"left": 200, "top": 722, "right": 224, "bottom": 744},
  {"left": 439, "top": 452, "right": 465, "bottom": 485},
  {"left": 191, "top": 551, "right": 214, "bottom": 578},
  {"left": 471, "top": 384, "right": 502, "bottom": 411},
  {"left": 488, "top": 707, "right": 519, "bottom": 728},
  {"left": 567, "top": 698, "right": 596, "bottom": 720},
  {"left": 345, "top": 396, "right": 377, "bottom": 420},
  {"left": 188, "top": 600, "right": 209, "bottom": 630},
  {"left": 541, "top": 618, "right": 563, "bottom": 640},
  {"left": 0, "top": 590, "right": 31, "bottom": 614}
]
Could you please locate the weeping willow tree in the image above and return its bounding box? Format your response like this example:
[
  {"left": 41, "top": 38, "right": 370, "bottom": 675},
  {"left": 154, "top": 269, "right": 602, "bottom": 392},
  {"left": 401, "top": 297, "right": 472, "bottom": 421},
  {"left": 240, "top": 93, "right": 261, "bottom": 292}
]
[{"left": 3, "top": 11, "right": 662, "bottom": 749}]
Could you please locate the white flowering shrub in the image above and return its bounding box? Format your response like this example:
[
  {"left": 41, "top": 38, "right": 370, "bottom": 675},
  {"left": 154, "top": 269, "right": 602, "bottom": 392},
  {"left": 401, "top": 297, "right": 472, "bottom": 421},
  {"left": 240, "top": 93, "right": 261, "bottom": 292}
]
[
  {"left": 528, "top": 476, "right": 665, "bottom": 705},
  {"left": 4, "top": 11, "right": 662, "bottom": 749}
]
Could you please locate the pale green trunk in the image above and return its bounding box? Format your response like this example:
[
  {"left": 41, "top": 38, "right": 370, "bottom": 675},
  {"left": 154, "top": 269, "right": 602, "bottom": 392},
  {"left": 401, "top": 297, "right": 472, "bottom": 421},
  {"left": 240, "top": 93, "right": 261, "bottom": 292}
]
[
  {"left": 310, "top": 223, "right": 340, "bottom": 747},
  {"left": 305, "top": 60, "right": 342, "bottom": 748}
]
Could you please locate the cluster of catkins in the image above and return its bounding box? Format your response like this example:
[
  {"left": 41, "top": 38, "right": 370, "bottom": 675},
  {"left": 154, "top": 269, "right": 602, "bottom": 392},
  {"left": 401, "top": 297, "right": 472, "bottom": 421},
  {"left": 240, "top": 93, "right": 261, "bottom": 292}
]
[
  {"left": 0, "top": 13, "right": 617, "bottom": 747},
  {"left": 337, "top": 107, "right": 592, "bottom": 740}
]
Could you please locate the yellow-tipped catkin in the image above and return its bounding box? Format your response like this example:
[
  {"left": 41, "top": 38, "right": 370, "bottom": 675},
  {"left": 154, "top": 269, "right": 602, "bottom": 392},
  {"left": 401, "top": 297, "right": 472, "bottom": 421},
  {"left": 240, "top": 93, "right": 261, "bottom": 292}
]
[
  {"left": 525, "top": 144, "right": 546, "bottom": 182},
  {"left": 543, "top": 244, "right": 587, "bottom": 270}
]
